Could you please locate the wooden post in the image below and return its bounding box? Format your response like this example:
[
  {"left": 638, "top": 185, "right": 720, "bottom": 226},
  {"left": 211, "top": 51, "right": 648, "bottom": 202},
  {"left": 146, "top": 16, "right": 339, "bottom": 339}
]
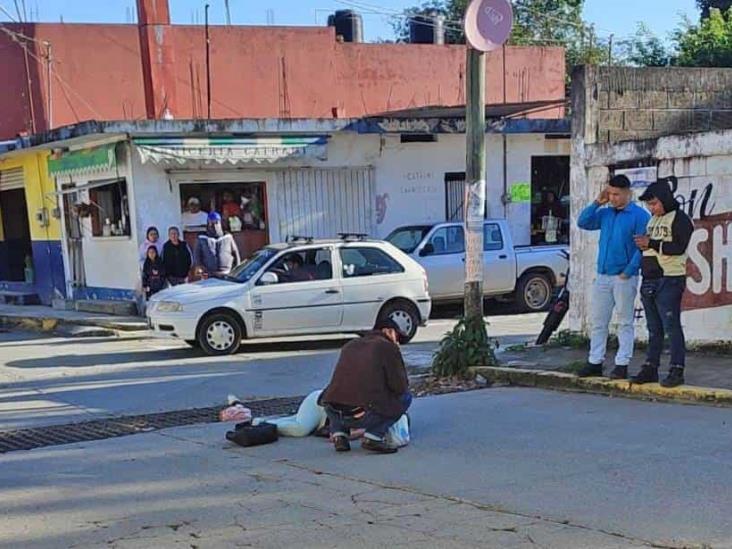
[{"left": 463, "top": 46, "right": 486, "bottom": 321}]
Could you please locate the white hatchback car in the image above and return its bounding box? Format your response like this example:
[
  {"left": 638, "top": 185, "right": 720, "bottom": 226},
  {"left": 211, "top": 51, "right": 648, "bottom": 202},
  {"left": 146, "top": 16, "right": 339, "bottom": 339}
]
[{"left": 147, "top": 237, "right": 432, "bottom": 355}]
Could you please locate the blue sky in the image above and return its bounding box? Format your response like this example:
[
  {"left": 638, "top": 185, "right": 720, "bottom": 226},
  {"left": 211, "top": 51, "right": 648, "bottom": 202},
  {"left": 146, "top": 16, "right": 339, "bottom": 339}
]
[{"left": 1, "top": 0, "right": 698, "bottom": 43}]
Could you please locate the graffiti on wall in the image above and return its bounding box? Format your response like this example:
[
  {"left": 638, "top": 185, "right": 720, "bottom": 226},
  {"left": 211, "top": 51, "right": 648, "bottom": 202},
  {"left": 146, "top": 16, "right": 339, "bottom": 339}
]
[{"left": 618, "top": 168, "right": 732, "bottom": 313}]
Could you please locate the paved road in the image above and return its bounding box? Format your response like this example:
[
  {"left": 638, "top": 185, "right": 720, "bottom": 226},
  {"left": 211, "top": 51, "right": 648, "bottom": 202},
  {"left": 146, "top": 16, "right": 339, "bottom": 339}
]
[
  {"left": 1, "top": 389, "right": 730, "bottom": 548},
  {"left": 0, "top": 313, "right": 543, "bottom": 430}
]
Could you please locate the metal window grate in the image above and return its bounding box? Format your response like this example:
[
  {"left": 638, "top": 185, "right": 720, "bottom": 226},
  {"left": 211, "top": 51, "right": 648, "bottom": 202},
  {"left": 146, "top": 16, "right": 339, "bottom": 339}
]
[{"left": 0, "top": 396, "right": 304, "bottom": 454}]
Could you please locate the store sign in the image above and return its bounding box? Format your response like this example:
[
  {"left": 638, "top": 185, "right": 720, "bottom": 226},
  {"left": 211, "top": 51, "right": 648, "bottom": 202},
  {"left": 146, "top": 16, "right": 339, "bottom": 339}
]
[
  {"left": 48, "top": 143, "right": 117, "bottom": 178},
  {"left": 134, "top": 137, "right": 328, "bottom": 165}
]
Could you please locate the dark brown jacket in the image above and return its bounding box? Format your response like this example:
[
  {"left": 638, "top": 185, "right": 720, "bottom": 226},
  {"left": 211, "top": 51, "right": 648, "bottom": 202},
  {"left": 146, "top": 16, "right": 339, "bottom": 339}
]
[{"left": 320, "top": 331, "right": 409, "bottom": 417}]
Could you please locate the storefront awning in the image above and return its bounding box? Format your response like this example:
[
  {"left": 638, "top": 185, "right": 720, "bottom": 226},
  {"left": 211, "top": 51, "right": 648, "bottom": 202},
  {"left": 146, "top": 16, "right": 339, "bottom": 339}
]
[
  {"left": 133, "top": 136, "right": 328, "bottom": 166},
  {"left": 48, "top": 143, "right": 117, "bottom": 178}
]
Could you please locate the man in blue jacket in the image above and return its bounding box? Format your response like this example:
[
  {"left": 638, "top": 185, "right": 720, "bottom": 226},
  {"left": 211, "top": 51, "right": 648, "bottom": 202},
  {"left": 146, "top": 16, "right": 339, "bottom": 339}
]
[{"left": 577, "top": 174, "right": 650, "bottom": 379}]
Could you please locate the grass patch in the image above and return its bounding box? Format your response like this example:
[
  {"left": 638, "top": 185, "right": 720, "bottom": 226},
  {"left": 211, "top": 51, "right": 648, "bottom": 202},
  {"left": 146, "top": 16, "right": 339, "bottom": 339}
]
[{"left": 557, "top": 360, "right": 586, "bottom": 375}]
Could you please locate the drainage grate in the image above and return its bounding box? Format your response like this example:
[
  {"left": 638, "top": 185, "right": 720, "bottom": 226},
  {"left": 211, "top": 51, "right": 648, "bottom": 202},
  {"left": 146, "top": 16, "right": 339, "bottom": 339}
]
[{"left": 0, "top": 396, "right": 304, "bottom": 454}]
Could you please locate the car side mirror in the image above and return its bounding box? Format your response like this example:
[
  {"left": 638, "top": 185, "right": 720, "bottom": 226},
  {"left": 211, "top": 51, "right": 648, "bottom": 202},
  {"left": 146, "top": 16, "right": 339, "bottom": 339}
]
[
  {"left": 419, "top": 243, "right": 435, "bottom": 257},
  {"left": 260, "top": 272, "right": 278, "bottom": 285}
]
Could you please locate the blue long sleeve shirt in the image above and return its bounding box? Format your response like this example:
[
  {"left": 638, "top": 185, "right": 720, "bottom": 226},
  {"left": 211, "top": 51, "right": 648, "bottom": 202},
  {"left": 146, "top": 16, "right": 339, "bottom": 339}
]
[{"left": 577, "top": 201, "right": 650, "bottom": 277}]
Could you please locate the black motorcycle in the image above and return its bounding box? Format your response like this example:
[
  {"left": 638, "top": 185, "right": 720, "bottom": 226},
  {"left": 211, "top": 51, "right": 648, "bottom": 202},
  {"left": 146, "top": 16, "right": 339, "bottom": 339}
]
[{"left": 535, "top": 250, "right": 570, "bottom": 346}]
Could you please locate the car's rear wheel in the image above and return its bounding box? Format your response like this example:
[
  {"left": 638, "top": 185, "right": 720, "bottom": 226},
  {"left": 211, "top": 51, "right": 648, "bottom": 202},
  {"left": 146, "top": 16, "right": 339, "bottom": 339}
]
[
  {"left": 197, "top": 312, "right": 243, "bottom": 355},
  {"left": 376, "top": 300, "right": 419, "bottom": 344},
  {"left": 516, "top": 272, "right": 553, "bottom": 312}
]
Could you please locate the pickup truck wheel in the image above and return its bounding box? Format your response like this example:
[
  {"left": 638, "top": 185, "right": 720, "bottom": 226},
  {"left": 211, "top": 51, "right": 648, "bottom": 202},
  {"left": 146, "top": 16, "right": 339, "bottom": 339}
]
[
  {"left": 377, "top": 301, "right": 419, "bottom": 344},
  {"left": 197, "top": 312, "right": 243, "bottom": 355},
  {"left": 516, "top": 273, "right": 553, "bottom": 312}
]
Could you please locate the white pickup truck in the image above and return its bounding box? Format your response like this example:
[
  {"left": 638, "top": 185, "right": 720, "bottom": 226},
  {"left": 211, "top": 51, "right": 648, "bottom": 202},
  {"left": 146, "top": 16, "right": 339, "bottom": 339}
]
[{"left": 386, "top": 219, "right": 568, "bottom": 312}]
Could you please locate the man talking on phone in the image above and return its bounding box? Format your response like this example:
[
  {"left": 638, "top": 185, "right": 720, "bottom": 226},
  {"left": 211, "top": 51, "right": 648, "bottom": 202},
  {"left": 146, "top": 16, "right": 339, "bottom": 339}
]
[{"left": 577, "top": 174, "right": 650, "bottom": 379}]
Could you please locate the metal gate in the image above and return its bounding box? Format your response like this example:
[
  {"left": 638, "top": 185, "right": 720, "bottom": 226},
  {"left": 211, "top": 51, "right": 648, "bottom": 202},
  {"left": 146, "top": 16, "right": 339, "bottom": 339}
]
[
  {"left": 275, "top": 167, "right": 375, "bottom": 240},
  {"left": 61, "top": 186, "right": 85, "bottom": 287},
  {"left": 445, "top": 172, "right": 465, "bottom": 221}
]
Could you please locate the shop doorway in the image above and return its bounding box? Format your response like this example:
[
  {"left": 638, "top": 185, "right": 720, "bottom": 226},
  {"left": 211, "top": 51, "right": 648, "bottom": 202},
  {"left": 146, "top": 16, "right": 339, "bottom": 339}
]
[
  {"left": 530, "top": 156, "right": 570, "bottom": 245},
  {"left": 0, "top": 188, "right": 33, "bottom": 282},
  {"left": 179, "top": 181, "right": 269, "bottom": 260}
]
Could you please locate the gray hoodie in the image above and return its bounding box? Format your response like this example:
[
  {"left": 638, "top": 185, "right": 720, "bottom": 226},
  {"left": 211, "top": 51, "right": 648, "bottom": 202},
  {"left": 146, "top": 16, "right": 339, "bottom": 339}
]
[{"left": 195, "top": 232, "right": 241, "bottom": 275}]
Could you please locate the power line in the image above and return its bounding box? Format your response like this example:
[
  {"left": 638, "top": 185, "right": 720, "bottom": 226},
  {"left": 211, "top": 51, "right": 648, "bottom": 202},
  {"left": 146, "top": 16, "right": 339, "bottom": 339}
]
[{"left": 0, "top": 24, "right": 103, "bottom": 121}]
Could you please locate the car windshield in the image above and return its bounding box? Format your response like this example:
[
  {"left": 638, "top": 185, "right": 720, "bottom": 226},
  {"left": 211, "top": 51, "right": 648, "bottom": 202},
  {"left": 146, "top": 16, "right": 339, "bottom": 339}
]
[
  {"left": 227, "top": 248, "right": 278, "bottom": 282},
  {"left": 386, "top": 226, "right": 431, "bottom": 253}
]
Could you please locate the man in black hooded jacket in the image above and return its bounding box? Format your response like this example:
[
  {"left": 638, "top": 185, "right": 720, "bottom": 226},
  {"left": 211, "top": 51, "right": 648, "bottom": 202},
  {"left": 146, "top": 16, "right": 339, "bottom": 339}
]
[{"left": 632, "top": 178, "right": 694, "bottom": 388}]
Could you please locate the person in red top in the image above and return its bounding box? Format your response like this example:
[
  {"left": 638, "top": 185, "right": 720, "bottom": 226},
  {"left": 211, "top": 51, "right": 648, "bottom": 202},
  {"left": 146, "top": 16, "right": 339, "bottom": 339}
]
[{"left": 221, "top": 190, "right": 241, "bottom": 227}]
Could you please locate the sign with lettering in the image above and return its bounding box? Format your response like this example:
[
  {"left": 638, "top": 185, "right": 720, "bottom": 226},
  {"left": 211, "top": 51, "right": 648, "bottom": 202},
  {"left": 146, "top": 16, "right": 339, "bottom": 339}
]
[
  {"left": 510, "top": 182, "right": 531, "bottom": 203},
  {"left": 464, "top": 0, "right": 514, "bottom": 52}
]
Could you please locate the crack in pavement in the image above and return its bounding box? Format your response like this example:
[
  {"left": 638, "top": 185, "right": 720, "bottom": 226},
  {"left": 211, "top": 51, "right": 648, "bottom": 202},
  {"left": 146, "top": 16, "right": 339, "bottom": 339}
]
[{"left": 277, "top": 459, "right": 685, "bottom": 549}]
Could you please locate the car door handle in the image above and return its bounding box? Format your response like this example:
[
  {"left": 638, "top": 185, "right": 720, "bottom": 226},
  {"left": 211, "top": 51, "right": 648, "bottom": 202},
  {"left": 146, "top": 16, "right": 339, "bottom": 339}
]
[
  {"left": 499, "top": 254, "right": 508, "bottom": 259},
  {"left": 324, "top": 289, "right": 340, "bottom": 294}
]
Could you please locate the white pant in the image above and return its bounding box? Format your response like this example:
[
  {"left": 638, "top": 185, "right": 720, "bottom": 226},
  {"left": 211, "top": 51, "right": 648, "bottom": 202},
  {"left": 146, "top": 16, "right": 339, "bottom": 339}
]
[{"left": 589, "top": 274, "right": 638, "bottom": 366}]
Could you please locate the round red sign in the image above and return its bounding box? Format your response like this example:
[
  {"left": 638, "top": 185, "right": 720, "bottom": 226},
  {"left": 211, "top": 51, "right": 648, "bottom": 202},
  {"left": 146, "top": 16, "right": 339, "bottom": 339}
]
[{"left": 464, "top": 0, "right": 514, "bottom": 52}]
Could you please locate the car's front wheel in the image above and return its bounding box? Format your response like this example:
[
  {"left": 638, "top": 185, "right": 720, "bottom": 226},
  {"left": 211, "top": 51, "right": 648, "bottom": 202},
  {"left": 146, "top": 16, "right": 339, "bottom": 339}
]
[
  {"left": 376, "top": 300, "right": 419, "bottom": 344},
  {"left": 197, "top": 312, "right": 243, "bottom": 355}
]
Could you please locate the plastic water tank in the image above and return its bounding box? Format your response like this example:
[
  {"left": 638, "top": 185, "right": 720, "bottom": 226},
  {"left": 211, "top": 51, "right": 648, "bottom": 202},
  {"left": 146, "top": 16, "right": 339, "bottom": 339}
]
[
  {"left": 409, "top": 12, "right": 445, "bottom": 45},
  {"left": 328, "top": 10, "right": 364, "bottom": 43}
]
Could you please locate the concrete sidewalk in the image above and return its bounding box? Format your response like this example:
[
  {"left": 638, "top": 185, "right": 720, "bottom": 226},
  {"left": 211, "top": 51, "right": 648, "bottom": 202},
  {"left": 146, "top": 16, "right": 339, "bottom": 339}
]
[
  {"left": 2, "top": 389, "right": 731, "bottom": 548},
  {"left": 0, "top": 304, "right": 147, "bottom": 335},
  {"left": 499, "top": 341, "right": 732, "bottom": 390}
]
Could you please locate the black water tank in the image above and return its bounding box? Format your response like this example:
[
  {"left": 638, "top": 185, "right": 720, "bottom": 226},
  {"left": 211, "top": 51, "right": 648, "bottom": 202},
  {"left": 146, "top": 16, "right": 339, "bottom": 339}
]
[
  {"left": 328, "top": 10, "right": 363, "bottom": 43},
  {"left": 409, "top": 12, "right": 445, "bottom": 45}
]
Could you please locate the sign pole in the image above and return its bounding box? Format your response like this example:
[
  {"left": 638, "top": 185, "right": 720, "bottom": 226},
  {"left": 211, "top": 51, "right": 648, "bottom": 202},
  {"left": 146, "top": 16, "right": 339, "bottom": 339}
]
[
  {"left": 464, "top": 46, "right": 486, "bottom": 321},
  {"left": 462, "top": 0, "right": 513, "bottom": 322}
]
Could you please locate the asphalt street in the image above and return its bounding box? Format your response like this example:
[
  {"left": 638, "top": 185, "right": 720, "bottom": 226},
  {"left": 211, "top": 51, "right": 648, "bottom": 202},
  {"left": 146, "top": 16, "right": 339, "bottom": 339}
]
[
  {"left": 1, "top": 389, "right": 731, "bottom": 548},
  {"left": 0, "top": 312, "right": 542, "bottom": 430}
]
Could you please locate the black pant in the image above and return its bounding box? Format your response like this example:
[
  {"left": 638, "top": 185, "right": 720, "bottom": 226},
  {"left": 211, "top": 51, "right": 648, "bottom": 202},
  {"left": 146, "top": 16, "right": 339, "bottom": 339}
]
[{"left": 641, "top": 276, "right": 686, "bottom": 368}]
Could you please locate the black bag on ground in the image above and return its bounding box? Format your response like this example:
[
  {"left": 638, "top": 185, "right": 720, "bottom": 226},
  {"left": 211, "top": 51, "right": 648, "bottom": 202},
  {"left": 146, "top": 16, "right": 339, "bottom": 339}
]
[{"left": 226, "top": 422, "right": 278, "bottom": 447}]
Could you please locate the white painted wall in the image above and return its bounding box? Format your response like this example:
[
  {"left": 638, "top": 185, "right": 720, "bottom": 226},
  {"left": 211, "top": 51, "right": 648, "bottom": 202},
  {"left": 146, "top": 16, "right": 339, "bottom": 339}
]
[
  {"left": 75, "top": 132, "right": 570, "bottom": 297},
  {"left": 57, "top": 143, "right": 141, "bottom": 294},
  {"left": 571, "top": 130, "right": 732, "bottom": 344}
]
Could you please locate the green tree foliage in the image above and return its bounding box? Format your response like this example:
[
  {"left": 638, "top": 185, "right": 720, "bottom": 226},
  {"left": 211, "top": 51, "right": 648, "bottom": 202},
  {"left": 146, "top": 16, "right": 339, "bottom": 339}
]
[
  {"left": 618, "top": 23, "right": 671, "bottom": 67},
  {"left": 675, "top": 8, "right": 732, "bottom": 67},
  {"left": 697, "top": 0, "right": 732, "bottom": 19},
  {"left": 392, "top": 0, "right": 605, "bottom": 74}
]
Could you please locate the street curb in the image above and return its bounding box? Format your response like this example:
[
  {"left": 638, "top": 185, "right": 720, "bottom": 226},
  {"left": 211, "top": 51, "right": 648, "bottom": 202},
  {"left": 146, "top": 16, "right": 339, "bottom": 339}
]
[
  {"left": 471, "top": 366, "right": 732, "bottom": 408},
  {"left": 0, "top": 314, "right": 148, "bottom": 337}
]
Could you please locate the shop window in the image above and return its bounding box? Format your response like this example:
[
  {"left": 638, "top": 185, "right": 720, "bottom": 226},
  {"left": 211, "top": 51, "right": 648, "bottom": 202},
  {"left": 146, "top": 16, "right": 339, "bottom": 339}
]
[
  {"left": 89, "top": 179, "right": 130, "bottom": 237},
  {"left": 179, "top": 181, "right": 269, "bottom": 260}
]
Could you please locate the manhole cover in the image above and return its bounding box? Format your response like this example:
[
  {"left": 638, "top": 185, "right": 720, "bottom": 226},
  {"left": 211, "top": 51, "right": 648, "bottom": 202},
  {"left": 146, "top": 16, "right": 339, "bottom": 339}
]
[{"left": 0, "top": 396, "right": 304, "bottom": 454}]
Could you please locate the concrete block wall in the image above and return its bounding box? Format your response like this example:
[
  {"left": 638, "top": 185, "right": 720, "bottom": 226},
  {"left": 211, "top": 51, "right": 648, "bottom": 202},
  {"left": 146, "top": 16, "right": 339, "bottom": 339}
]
[{"left": 589, "top": 67, "right": 732, "bottom": 144}]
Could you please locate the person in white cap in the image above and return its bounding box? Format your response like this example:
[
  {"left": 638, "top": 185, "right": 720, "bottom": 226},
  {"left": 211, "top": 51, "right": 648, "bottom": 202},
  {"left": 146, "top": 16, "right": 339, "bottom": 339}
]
[{"left": 181, "top": 197, "right": 209, "bottom": 230}]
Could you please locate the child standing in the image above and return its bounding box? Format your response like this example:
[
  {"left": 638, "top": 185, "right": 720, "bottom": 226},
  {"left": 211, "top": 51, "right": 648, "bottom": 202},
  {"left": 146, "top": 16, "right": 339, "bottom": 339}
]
[{"left": 142, "top": 246, "right": 166, "bottom": 299}]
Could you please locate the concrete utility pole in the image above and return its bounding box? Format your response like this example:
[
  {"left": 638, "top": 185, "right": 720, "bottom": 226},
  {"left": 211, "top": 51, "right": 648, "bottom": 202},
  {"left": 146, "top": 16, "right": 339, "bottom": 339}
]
[
  {"left": 463, "top": 46, "right": 486, "bottom": 321},
  {"left": 462, "top": 0, "right": 513, "bottom": 322}
]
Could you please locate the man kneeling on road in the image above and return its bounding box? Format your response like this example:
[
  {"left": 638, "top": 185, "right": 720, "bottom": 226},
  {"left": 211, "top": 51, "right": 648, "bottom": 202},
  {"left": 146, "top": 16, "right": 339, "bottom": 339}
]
[{"left": 319, "top": 319, "right": 412, "bottom": 454}]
